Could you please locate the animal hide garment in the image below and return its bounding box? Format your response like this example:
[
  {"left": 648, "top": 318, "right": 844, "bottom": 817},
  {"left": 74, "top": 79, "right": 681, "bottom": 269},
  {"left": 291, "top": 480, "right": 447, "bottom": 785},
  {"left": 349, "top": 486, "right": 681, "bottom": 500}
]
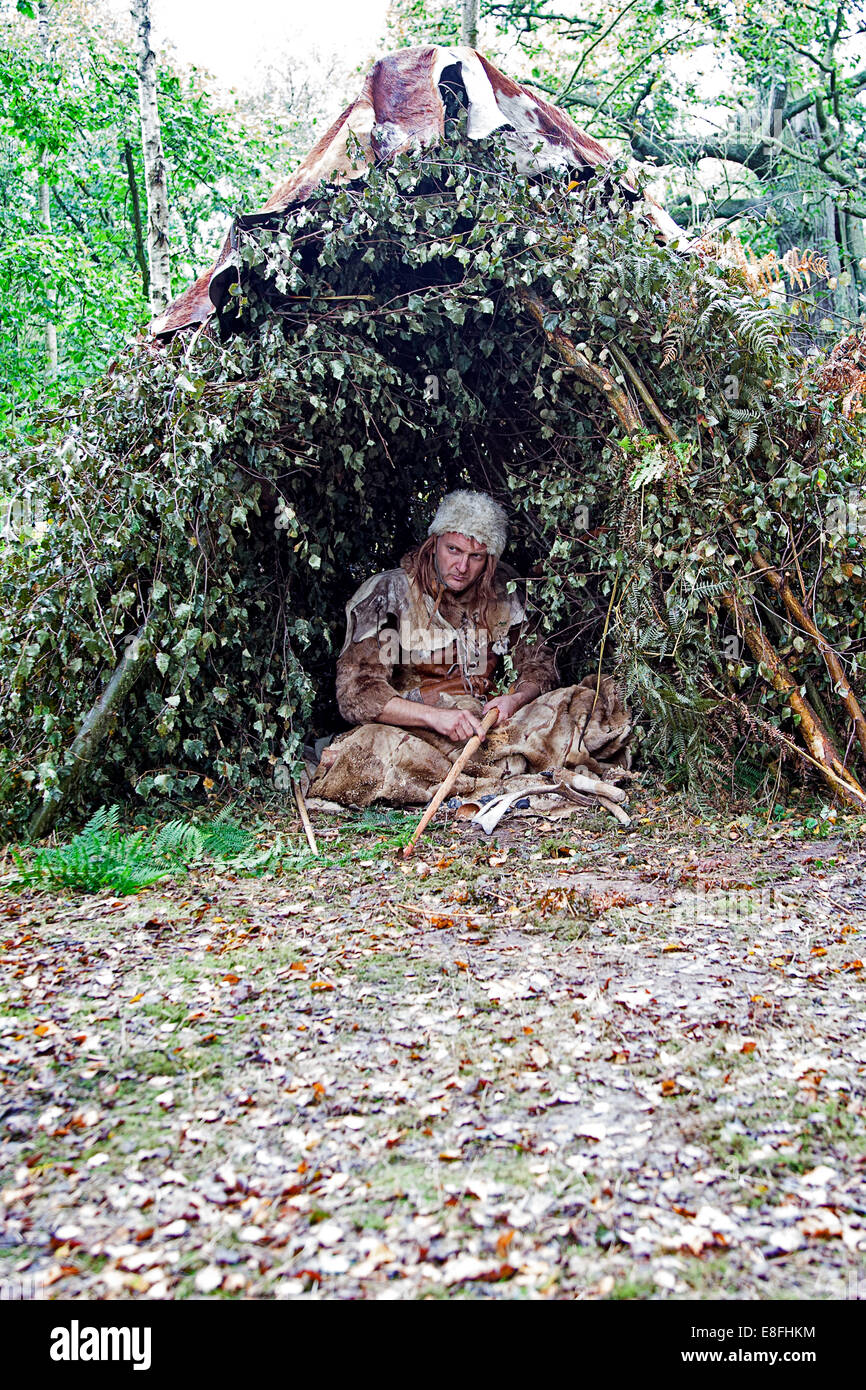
[{"left": 309, "top": 676, "right": 632, "bottom": 809}]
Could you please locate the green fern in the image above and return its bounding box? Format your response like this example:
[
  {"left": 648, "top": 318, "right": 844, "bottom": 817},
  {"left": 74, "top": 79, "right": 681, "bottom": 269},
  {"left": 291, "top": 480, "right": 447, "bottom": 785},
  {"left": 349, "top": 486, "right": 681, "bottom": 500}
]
[
  {"left": 11, "top": 807, "right": 172, "bottom": 894},
  {"left": 738, "top": 422, "right": 759, "bottom": 457},
  {"left": 692, "top": 577, "right": 731, "bottom": 601},
  {"left": 9, "top": 807, "right": 259, "bottom": 896},
  {"left": 200, "top": 815, "right": 256, "bottom": 860}
]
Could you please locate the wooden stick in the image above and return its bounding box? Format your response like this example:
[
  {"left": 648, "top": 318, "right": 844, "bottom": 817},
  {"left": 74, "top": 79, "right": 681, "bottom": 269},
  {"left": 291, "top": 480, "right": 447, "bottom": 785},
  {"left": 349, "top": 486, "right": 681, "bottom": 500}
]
[
  {"left": 749, "top": 547, "right": 866, "bottom": 764},
  {"left": 403, "top": 708, "right": 500, "bottom": 858},
  {"left": 596, "top": 794, "right": 632, "bottom": 827},
  {"left": 721, "top": 589, "right": 866, "bottom": 809},
  {"left": 293, "top": 779, "right": 319, "bottom": 856},
  {"left": 567, "top": 771, "right": 628, "bottom": 802},
  {"left": 517, "top": 289, "right": 644, "bottom": 434}
]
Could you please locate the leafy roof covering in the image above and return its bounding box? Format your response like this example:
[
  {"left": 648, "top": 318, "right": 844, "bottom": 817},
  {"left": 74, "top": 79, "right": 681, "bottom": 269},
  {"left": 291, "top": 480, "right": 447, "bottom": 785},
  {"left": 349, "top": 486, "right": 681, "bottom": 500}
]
[{"left": 153, "top": 44, "right": 683, "bottom": 337}]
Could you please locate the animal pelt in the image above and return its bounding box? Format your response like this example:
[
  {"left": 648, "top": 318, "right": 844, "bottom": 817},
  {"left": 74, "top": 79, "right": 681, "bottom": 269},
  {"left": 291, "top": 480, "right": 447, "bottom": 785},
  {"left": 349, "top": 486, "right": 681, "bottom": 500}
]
[{"left": 309, "top": 676, "right": 631, "bottom": 807}]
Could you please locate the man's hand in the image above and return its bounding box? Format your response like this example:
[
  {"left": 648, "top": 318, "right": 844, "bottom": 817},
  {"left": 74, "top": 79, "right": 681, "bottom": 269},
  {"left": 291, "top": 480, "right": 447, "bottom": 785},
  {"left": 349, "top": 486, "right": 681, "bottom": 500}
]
[
  {"left": 481, "top": 692, "right": 523, "bottom": 725},
  {"left": 428, "top": 706, "right": 488, "bottom": 743}
]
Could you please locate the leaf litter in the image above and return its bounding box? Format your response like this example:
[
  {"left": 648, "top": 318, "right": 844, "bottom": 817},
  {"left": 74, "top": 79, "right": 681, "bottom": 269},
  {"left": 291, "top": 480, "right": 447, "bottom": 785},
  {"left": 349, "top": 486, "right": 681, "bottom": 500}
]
[{"left": 1, "top": 805, "right": 865, "bottom": 1300}]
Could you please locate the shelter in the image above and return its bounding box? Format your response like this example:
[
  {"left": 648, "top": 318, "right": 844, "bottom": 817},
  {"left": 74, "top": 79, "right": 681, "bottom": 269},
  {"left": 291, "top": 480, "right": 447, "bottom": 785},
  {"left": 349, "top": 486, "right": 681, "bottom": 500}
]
[{"left": 5, "top": 47, "right": 866, "bottom": 838}]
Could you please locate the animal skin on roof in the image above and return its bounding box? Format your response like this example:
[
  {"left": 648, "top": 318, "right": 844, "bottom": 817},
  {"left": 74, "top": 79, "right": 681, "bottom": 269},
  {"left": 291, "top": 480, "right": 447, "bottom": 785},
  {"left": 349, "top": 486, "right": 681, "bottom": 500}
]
[{"left": 151, "top": 44, "right": 684, "bottom": 339}]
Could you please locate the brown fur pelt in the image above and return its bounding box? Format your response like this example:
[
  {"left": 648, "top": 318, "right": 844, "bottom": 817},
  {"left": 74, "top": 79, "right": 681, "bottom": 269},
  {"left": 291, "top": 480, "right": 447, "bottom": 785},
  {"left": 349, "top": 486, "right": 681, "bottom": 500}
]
[{"left": 310, "top": 676, "right": 631, "bottom": 807}]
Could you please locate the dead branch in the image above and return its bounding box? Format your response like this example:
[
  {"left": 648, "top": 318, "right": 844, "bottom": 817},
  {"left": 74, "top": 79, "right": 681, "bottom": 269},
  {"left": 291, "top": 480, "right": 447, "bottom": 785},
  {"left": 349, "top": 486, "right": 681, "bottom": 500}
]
[
  {"left": 29, "top": 625, "right": 154, "bottom": 840},
  {"left": 721, "top": 589, "right": 866, "bottom": 809},
  {"left": 517, "top": 289, "right": 644, "bottom": 434},
  {"left": 521, "top": 300, "right": 866, "bottom": 809},
  {"left": 749, "top": 550, "right": 866, "bottom": 763}
]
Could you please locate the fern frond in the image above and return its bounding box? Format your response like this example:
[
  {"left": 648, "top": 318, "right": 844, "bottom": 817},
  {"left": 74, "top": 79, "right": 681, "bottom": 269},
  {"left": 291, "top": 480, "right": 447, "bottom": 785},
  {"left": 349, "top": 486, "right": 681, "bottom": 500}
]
[
  {"left": 151, "top": 819, "right": 206, "bottom": 862},
  {"left": 10, "top": 808, "right": 261, "bottom": 895},
  {"left": 200, "top": 820, "right": 255, "bottom": 860}
]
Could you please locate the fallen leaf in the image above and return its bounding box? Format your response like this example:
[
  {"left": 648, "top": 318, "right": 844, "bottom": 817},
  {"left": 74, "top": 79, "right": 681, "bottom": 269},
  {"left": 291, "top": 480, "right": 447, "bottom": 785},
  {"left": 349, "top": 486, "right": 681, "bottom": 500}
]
[
  {"left": 194, "top": 1265, "right": 224, "bottom": 1293},
  {"left": 496, "top": 1229, "right": 515, "bottom": 1257}
]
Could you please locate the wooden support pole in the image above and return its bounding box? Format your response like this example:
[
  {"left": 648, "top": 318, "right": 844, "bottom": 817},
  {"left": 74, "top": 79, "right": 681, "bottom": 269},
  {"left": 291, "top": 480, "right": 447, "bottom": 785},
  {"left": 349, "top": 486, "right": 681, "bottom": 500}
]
[
  {"left": 750, "top": 549, "right": 866, "bottom": 764},
  {"left": 517, "top": 289, "right": 644, "bottom": 435},
  {"left": 721, "top": 590, "right": 866, "bottom": 809},
  {"left": 293, "top": 779, "right": 319, "bottom": 856},
  {"left": 29, "top": 626, "right": 153, "bottom": 840}
]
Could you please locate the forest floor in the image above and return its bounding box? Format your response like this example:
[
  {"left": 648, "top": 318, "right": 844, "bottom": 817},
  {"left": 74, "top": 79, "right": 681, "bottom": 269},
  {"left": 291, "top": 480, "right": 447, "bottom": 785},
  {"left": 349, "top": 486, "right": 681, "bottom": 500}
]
[{"left": 1, "top": 795, "right": 865, "bottom": 1302}]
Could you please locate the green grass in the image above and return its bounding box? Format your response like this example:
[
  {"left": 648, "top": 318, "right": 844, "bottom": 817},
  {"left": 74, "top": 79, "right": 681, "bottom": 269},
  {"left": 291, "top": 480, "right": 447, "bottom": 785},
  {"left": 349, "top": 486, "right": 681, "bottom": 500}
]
[{"left": 606, "top": 1277, "right": 657, "bottom": 1299}]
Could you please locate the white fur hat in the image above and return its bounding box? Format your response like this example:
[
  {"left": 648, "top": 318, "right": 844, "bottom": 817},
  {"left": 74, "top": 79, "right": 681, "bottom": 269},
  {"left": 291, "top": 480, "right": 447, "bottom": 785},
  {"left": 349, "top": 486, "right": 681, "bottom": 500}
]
[{"left": 427, "top": 490, "right": 508, "bottom": 559}]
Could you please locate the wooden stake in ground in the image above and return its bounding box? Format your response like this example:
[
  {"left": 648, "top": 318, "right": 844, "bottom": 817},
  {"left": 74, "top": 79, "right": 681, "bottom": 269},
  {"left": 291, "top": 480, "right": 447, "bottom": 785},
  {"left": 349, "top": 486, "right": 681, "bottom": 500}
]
[
  {"left": 293, "top": 780, "right": 319, "bottom": 856},
  {"left": 403, "top": 708, "right": 500, "bottom": 858}
]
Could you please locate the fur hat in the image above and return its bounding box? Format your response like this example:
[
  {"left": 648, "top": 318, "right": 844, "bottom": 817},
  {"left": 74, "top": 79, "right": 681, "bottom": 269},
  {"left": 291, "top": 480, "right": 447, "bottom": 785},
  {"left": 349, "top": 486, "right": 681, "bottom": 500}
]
[{"left": 427, "top": 490, "right": 508, "bottom": 559}]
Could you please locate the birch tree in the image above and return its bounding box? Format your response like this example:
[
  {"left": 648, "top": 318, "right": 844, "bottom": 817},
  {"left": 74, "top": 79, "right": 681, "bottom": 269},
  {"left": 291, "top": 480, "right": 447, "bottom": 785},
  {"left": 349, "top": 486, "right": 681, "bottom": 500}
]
[
  {"left": 461, "top": 0, "right": 479, "bottom": 46},
  {"left": 130, "top": 0, "right": 171, "bottom": 315}
]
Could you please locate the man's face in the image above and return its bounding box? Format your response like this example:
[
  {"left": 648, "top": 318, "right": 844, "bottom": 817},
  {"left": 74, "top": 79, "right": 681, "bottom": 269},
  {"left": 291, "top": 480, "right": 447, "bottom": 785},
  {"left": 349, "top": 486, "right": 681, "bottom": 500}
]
[{"left": 435, "top": 532, "right": 489, "bottom": 593}]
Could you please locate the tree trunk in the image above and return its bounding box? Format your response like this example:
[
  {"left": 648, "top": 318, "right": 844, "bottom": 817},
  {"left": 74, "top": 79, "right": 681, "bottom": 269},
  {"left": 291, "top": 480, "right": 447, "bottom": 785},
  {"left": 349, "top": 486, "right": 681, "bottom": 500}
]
[
  {"left": 123, "top": 139, "right": 150, "bottom": 302},
  {"left": 36, "top": 2, "right": 58, "bottom": 381},
  {"left": 845, "top": 210, "right": 866, "bottom": 316},
  {"left": 29, "top": 626, "right": 154, "bottom": 840},
  {"left": 37, "top": 180, "right": 58, "bottom": 379},
  {"left": 130, "top": 0, "right": 172, "bottom": 315},
  {"left": 461, "top": 0, "right": 480, "bottom": 47}
]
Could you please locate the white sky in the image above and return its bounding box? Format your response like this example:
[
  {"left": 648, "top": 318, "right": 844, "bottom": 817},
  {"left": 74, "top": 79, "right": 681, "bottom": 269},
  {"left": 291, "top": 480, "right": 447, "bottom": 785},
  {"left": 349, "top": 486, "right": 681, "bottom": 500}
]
[{"left": 107, "top": 0, "right": 390, "bottom": 91}]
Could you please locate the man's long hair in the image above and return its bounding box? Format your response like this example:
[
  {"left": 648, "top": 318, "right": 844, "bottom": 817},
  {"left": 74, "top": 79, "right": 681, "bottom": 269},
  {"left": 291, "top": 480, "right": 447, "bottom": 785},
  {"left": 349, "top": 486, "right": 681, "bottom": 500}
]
[{"left": 406, "top": 535, "right": 498, "bottom": 631}]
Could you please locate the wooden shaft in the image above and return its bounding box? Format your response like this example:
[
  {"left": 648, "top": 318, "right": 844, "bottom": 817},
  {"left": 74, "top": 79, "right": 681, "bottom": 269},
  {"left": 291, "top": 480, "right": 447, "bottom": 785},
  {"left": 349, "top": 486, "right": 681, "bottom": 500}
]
[
  {"left": 293, "top": 780, "right": 319, "bottom": 856},
  {"left": 517, "top": 289, "right": 644, "bottom": 435},
  {"left": 596, "top": 794, "right": 632, "bottom": 827},
  {"left": 750, "top": 547, "right": 866, "bottom": 763},
  {"left": 402, "top": 708, "right": 500, "bottom": 858},
  {"left": 29, "top": 624, "right": 153, "bottom": 840},
  {"left": 721, "top": 589, "right": 866, "bottom": 809}
]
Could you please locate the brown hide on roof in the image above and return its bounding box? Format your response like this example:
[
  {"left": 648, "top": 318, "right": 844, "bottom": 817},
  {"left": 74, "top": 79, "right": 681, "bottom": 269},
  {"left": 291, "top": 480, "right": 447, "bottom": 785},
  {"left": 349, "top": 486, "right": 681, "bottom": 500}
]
[{"left": 152, "top": 45, "right": 682, "bottom": 337}]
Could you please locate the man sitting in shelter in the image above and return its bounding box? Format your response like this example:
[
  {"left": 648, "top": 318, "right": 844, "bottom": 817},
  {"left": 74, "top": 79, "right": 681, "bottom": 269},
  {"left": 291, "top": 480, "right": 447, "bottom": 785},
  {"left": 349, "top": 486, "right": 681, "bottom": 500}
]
[{"left": 309, "top": 490, "right": 632, "bottom": 809}]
